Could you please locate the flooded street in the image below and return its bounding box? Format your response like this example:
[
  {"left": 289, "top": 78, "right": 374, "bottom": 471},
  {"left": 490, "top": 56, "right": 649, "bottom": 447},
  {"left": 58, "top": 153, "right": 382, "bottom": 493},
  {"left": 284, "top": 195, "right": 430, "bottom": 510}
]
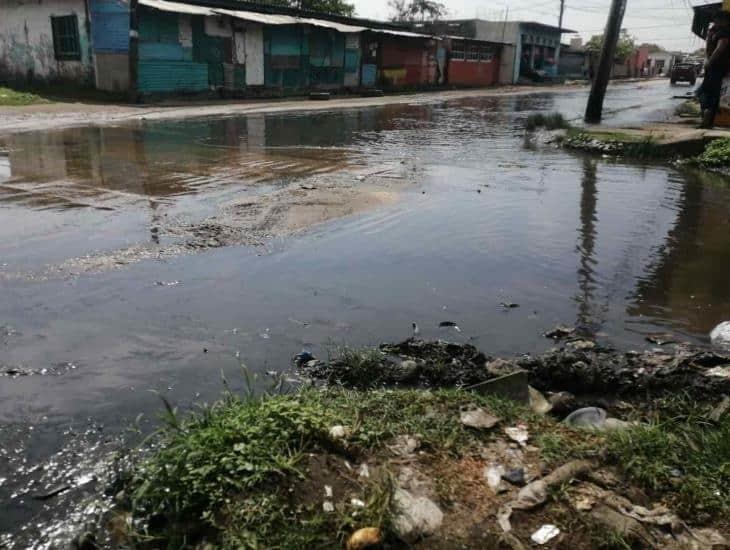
[{"left": 2, "top": 80, "right": 730, "bottom": 545}]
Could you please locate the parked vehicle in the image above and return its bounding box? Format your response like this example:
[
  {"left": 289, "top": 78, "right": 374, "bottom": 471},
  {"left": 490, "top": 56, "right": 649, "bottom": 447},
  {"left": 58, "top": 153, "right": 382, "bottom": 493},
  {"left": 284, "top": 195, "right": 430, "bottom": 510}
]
[{"left": 670, "top": 63, "right": 697, "bottom": 85}]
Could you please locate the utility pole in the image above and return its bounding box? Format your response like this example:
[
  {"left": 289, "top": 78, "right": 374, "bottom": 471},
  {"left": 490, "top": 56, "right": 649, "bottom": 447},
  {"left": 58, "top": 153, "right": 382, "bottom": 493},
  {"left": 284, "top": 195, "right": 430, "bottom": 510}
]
[
  {"left": 555, "top": 0, "right": 565, "bottom": 71},
  {"left": 584, "top": 0, "right": 627, "bottom": 123},
  {"left": 128, "top": 0, "right": 139, "bottom": 102}
]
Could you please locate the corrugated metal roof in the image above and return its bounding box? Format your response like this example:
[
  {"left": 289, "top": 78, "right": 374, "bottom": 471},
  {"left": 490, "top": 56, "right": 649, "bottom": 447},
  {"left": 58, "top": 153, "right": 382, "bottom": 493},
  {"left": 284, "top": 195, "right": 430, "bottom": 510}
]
[
  {"left": 140, "top": 0, "right": 437, "bottom": 38},
  {"left": 212, "top": 7, "right": 298, "bottom": 25},
  {"left": 140, "top": 0, "right": 215, "bottom": 16}
]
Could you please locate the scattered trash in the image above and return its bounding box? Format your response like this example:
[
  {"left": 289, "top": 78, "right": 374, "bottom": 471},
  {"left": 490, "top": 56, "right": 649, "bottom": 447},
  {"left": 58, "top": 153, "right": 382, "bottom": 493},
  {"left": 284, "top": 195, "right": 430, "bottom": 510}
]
[
  {"left": 324, "top": 485, "right": 333, "bottom": 498},
  {"left": 358, "top": 464, "right": 370, "bottom": 479},
  {"left": 563, "top": 407, "right": 607, "bottom": 429},
  {"left": 706, "top": 366, "right": 730, "bottom": 378},
  {"left": 512, "top": 460, "right": 592, "bottom": 512},
  {"left": 469, "top": 370, "right": 530, "bottom": 404},
  {"left": 484, "top": 464, "right": 506, "bottom": 492},
  {"left": 547, "top": 391, "right": 577, "bottom": 414},
  {"left": 439, "top": 321, "right": 461, "bottom": 332},
  {"left": 460, "top": 407, "right": 500, "bottom": 429},
  {"left": 544, "top": 325, "right": 575, "bottom": 339},
  {"left": 350, "top": 498, "right": 365, "bottom": 508},
  {"left": 567, "top": 339, "right": 596, "bottom": 351},
  {"left": 346, "top": 527, "right": 383, "bottom": 550},
  {"left": 259, "top": 329, "right": 271, "bottom": 340},
  {"left": 300, "top": 184, "right": 317, "bottom": 190},
  {"left": 504, "top": 425, "right": 529, "bottom": 446},
  {"left": 528, "top": 386, "right": 552, "bottom": 415},
  {"left": 500, "top": 302, "right": 520, "bottom": 309},
  {"left": 708, "top": 395, "right": 730, "bottom": 422},
  {"left": 392, "top": 488, "right": 443, "bottom": 543},
  {"left": 710, "top": 321, "right": 730, "bottom": 350},
  {"left": 645, "top": 333, "right": 676, "bottom": 346},
  {"left": 502, "top": 468, "right": 526, "bottom": 486},
  {"left": 389, "top": 435, "right": 420, "bottom": 456},
  {"left": 154, "top": 280, "right": 180, "bottom": 287},
  {"left": 329, "top": 425, "right": 350, "bottom": 440},
  {"left": 531, "top": 524, "right": 560, "bottom": 545},
  {"left": 323, "top": 501, "right": 335, "bottom": 513},
  {"left": 33, "top": 484, "right": 71, "bottom": 500},
  {"left": 412, "top": 322, "right": 420, "bottom": 336},
  {"left": 294, "top": 351, "right": 315, "bottom": 367}
]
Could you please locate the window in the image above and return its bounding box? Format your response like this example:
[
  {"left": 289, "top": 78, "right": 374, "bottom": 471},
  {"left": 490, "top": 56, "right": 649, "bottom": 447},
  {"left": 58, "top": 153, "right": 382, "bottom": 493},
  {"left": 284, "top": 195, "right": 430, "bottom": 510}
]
[
  {"left": 451, "top": 42, "right": 465, "bottom": 60},
  {"left": 479, "top": 48, "right": 494, "bottom": 63},
  {"left": 467, "top": 45, "right": 480, "bottom": 61},
  {"left": 51, "top": 15, "right": 81, "bottom": 61}
]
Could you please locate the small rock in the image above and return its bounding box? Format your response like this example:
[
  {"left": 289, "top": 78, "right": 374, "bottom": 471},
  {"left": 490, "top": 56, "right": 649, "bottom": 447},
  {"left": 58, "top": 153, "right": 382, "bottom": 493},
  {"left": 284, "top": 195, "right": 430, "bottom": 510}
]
[
  {"left": 710, "top": 321, "right": 730, "bottom": 350},
  {"left": 567, "top": 339, "right": 596, "bottom": 351},
  {"left": 531, "top": 524, "right": 560, "bottom": 545},
  {"left": 329, "top": 425, "right": 350, "bottom": 440},
  {"left": 294, "top": 351, "right": 315, "bottom": 367},
  {"left": 708, "top": 395, "right": 730, "bottom": 422},
  {"left": 502, "top": 468, "right": 526, "bottom": 486},
  {"left": 389, "top": 435, "right": 420, "bottom": 456},
  {"left": 547, "top": 391, "right": 577, "bottom": 414},
  {"left": 504, "top": 425, "right": 529, "bottom": 446},
  {"left": 500, "top": 302, "right": 520, "bottom": 309},
  {"left": 645, "top": 333, "right": 677, "bottom": 346},
  {"left": 544, "top": 325, "right": 575, "bottom": 339},
  {"left": 529, "top": 386, "right": 552, "bottom": 415},
  {"left": 439, "top": 321, "right": 461, "bottom": 332},
  {"left": 393, "top": 488, "right": 443, "bottom": 543},
  {"left": 484, "top": 464, "right": 506, "bottom": 492},
  {"left": 460, "top": 407, "right": 500, "bottom": 429},
  {"left": 346, "top": 527, "right": 383, "bottom": 550}
]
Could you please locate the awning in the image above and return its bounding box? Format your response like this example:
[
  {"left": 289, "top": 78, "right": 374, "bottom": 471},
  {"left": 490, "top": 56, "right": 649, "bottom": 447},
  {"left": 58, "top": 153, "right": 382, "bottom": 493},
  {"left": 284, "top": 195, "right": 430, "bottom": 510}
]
[
  {"left": 139, "top": 0, "right": 214, "bottom": 16},
  {"left": 140, "top": 0, "right": 437, "bottom": 38}
]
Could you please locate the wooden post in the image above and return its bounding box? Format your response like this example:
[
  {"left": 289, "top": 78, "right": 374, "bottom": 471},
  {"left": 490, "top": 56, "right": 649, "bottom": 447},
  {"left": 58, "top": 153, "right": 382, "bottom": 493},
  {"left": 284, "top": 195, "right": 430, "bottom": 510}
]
[
  {"left": 128, "top": 0, "right": 139, "bottom": 101},
  {"left": 584, "top": 0, "right": 627, "bottom": 123}
]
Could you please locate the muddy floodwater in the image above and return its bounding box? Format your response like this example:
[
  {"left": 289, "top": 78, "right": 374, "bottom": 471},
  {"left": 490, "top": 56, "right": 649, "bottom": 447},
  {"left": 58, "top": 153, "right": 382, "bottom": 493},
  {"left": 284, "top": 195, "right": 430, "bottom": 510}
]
[{"left": 2, "top": 81, "right": 730, "bottom": 545}]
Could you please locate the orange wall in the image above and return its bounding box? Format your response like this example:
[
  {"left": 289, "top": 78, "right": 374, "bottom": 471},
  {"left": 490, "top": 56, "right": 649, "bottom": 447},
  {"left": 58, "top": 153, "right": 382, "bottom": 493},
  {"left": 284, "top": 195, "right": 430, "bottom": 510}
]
[{"left": 448, "top": 58, "right": 500, "bottom": 86}]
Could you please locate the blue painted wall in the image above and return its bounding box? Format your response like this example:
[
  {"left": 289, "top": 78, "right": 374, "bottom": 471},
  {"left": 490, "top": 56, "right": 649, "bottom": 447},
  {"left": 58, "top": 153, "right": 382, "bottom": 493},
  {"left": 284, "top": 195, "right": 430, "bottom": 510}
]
[{"left": 89, "top": 0, "right": 129, "bottom": 53}]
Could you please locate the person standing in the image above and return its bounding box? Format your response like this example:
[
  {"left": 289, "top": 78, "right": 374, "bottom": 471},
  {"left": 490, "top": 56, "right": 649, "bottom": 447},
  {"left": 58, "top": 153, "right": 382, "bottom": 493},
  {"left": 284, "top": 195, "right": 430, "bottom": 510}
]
[{"left": 697, "top": 11, "right": 730, "bottom": 128}]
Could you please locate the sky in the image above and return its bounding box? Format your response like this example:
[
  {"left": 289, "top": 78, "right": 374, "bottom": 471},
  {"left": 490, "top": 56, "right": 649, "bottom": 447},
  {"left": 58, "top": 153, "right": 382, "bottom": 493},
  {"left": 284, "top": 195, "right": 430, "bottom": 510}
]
[{"left": 352, "top": 0, "right": 705, "bottom": 53}]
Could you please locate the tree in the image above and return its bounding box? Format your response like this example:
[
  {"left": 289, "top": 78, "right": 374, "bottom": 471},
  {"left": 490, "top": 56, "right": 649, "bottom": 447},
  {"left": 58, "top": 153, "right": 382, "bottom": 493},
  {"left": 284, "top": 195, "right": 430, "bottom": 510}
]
[
  {"left": 586, "top": 31, "right": 636, "bottom": 62},
  {"left": 263, "top": 0, "right": 355, "bottom": 16},
  {"left": 389, "top": 0, "right": 447, "bottom": 23}
]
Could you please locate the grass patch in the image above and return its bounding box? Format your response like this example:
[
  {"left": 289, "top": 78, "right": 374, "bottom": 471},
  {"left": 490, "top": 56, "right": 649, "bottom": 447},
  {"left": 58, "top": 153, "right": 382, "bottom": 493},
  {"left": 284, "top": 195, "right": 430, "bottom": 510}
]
[
  {"left": 696, "top": 137, "right": 730, "bottom": 167},
  {"left": 603, "top": 396, "right": 730, "bottom": 523},
  {"left": 526, "top": 112, "right": 571, "bottom": 131},
  {"left": 123, "top": 387, "right": 533, "bottom": 547},
  {"left": 0, "top": 86, "right": 49, "bottom": 106},
  {"left": 675, "top": 99, "right": 701, "bottom": 118}
]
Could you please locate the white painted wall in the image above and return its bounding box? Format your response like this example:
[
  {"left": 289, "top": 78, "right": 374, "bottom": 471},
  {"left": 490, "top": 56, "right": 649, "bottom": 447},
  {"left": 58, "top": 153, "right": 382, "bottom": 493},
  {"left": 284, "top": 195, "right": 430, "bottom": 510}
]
[{"left": 0, "top": 0, "right": 93, "bottom": 82}]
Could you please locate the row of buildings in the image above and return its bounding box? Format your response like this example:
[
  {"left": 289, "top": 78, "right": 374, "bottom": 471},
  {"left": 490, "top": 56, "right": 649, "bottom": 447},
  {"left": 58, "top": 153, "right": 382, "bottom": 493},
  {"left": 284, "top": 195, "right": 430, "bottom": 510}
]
[{"left": 0, "top": 0, "right": 573, "bottom": 96}]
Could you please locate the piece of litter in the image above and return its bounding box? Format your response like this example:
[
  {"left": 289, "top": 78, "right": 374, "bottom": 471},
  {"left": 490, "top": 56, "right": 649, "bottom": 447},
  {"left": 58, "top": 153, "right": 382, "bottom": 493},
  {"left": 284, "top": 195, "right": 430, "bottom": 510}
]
[
  {"left": 504, "top": 425, "right": 529, "bottom": 446},
  {"left": 706, "top": 366, "right": 730, "bottom": 379},
  {"left": 358, "top": 464, "right": 370, "bottom": 478},
  {"left": 329, "top": 425, "right": 350, "bottom": 439},
  {"left": 323, "top": 501, "right": 334, "bottom": 513},
  {"left": 531, "top": 524, "right": 560, "bottom": 545},
  {"left": 324, "top": 485, "right": 333, "bottom": 498},
  {"left": 460, "top": 407, "right": 500, "bottom": 429},
  {"left": 439, "top": 321, "right": 461, "bottom": 332},
  {"left": 351, "top": 498, "right": 366, "bottom": 508},
  {"left": 484, "top": 465, "right": 505, "bottom": 492}
]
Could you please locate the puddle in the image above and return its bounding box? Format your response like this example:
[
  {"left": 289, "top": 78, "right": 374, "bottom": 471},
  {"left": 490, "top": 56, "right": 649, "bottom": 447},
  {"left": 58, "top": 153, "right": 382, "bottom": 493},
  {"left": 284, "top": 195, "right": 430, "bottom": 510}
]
[{"left": 2, "top": 81, "right": 730, "bottom": 545}]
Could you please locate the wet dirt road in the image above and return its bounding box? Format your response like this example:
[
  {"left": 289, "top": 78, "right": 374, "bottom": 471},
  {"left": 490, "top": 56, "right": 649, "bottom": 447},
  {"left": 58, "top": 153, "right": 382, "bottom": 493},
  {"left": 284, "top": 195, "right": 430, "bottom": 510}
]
[{"left": 3, "top": 80, "right": 730, "bottom": 546}]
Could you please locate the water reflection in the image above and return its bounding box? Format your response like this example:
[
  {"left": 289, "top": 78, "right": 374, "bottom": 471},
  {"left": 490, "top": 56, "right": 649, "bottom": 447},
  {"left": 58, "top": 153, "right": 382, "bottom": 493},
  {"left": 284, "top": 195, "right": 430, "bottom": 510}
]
[{"left": 575, "top": 158, "right": 600, "bottom": 334}]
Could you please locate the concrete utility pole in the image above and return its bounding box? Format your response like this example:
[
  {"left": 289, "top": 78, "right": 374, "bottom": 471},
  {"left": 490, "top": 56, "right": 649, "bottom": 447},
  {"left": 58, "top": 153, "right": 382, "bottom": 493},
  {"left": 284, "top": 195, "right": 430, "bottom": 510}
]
[
  {"left": 129, "top": 0, "right": 139, "bottom": 102},
  {"left": 555, "top": 0, "right": 565, "bottom": 70},
  {"left": 584, "top": 0, "right": 627, "bottom": 123}
]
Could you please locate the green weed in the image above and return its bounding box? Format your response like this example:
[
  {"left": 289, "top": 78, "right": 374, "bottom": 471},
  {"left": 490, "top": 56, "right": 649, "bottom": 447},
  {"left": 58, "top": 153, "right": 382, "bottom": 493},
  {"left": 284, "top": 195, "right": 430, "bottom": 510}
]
[
  {"left": 696, "top": 137, "right": 730, "bottom": 167},
  {"left": 0, "top": 87, "right": 49, "bottom": 106},
  {"left": 526, "top": 112, "right": 571, "bottom": 131}
]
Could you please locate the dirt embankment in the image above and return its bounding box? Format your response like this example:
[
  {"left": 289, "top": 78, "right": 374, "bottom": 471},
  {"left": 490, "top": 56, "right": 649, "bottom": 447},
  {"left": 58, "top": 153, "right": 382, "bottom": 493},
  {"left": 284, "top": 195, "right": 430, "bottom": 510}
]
[{"left": 76, "top": 336, "right": 730, "bottom": 550}]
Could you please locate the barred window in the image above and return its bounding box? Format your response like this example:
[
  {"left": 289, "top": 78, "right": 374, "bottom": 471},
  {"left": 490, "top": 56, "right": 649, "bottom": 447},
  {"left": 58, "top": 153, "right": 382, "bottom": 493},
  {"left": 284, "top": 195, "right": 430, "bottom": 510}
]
[
  {"left": 467, "top": 45, "right": 480, "bottom": 61},
  {"left": 51, "top": 15, "right": 81, "bottom": 61},
  {"left": 451, "top": 42, "right": 465, "bottom": 60},
  {"left": 479, "top": 48, "right": 494, "bottom": 62}
]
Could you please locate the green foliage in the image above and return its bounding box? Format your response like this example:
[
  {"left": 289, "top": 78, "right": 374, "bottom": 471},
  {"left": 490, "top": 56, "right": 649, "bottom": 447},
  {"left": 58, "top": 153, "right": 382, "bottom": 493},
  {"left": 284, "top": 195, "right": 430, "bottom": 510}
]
[
  {"left": 389, "top": 0, "right": 446, "bottom": 22},
  {"left": 586, "top": 32, "right": 637, "bottom": 62},
  {"left": 696, "top": 137, "right": 730, "bottom": 167},
  {"left": 258, "top": 0, "right": 355, "bottom": 16},
  {"left": 525, "top": 112, "right": 571, "bottom": 131},
  {"left": 0, "top": 87, "right": 48, "bottom": 106},
  {"left": 604, "top": 401, "right": 730, "bottom": 521}
]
